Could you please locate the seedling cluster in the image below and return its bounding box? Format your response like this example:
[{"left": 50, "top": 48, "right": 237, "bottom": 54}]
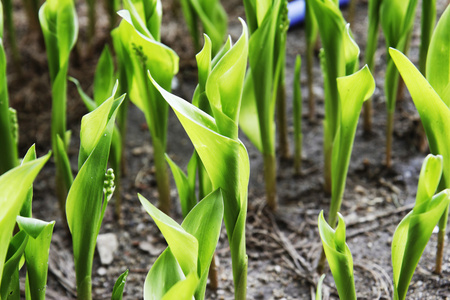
[{"left": 0, "top": 0, "right": 449, "bottom": 299}]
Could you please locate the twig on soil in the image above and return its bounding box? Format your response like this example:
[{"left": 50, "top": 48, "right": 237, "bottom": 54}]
[{"left": 346, "top": 203, "right": 414, "bottom": 227}]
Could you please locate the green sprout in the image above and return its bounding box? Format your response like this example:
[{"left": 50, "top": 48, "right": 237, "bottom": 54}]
[
  {"left": 39, "top": 0, "right": 78, "bottom": 216},
  {"left": 305, "top": 0, "right": 318, "bottom": 121},
  {"left": 379, "top": 0, "right": 418, "bottom": 167},
  {"left": 419, "top": 0, "right": 436, "bottom": 74},
  {"left": 293, "top": 55, "right": 302, "bottom": 175},
  {"left": 318, "top": 65, "right": 375, "bottom": 272},
  {"left": 17, "top": 216, "right": 55, "bottom": 300},
  {"left": 240, "top": 0, "right": 289, "bottom": 210},
  {"left": 389, "top": 12, "right": 449, "bottom": 276},
  {"left": 139, "top": 189, "right": 223, "bottom": 300},
  {"left": 179, "top": 0, "right": 227, "bottom": 55},
  {"left": 318, "top": 212, "right": 356, "bottom": 300},
  {"left": 318, "top": 155, "right": 450, "bottom": 300},
  {"left": 392, "top": 155, "right": 448, "bottom": 300},
  {"left": 150, "top": 20, "right": 249, "bottom": 299},
  {"left": 309, "top": 0, "right": 360, "bottom": 194},
  {"left": 329, "top": 66, "right": 375, "bottom": 228},
  {"left": 0, "top": 3, "right": 19, "bottom": 175},
  {"left": 111, "top": 269, "right": 129, "bottom": 300},
  {"left": 0, "top": 147, "right": 54, "bottom": 300},
  {"left": 113, "top": 5, "right": 179, "bottom": 214},
  {"left": 70, "top": 46, "right": 125, "bottom": 219},
  {"left": 66, "top": 90, "right": 125, "bottom": 300},
  {"left": 389, "top": 5, "right": 450, "bottom": 274},
  {"left": 0, "top": 147, "right": 51, "bottom": 294}
]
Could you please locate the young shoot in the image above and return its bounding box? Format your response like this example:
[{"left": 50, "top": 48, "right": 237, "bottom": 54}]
[
  {"left": 149, "top": 21, "right": 249, "bottom": 299},
  {"left": 293, "top": 55, "right": 302, "bottom": 175},
  {"left": 66, "top": 90, "right": 125, "bottom": 300},
  {"left": 380, "top": 0, "right": 418, "bottom": 167},
  {"left": 309, "top": 0, "right": 360, "bottom": 194},
  {"left": 0, "top": 6, "right": 19, "bottom": 174},
  {"left": 240, "top": 0, "right": 289, "bottom": 210},
  {"left": 39, "top": 0, "right": 78, "bottom": 217},
  {"left": 113, "top": 4, "right": 179, "bottom": 214},
  {"left": 0, "top": 147, "right": 51, "bottom": 288},
  {"left": 138, "top": 189, "right": 223, "bottom": 300},
  {"left": 70, "top": 46, "right": 125, "bottom": 219},
  {"left": 318, "top": 155, "right": 450, "bottom": 300},
  {"left": 389, "top": 6, "right": 450, "bottom": 273}
]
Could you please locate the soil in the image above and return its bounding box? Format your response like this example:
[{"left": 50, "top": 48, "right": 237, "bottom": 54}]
[{"left": 4, "top": 0, "right": 450, "bottom": 299}]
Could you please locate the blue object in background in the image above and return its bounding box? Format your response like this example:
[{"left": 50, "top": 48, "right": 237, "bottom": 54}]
[{"left": 288, "top": 0, "right": 351, "bottom": 27}]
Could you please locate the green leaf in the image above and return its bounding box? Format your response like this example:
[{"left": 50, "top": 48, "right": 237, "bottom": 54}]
[
  {"left": 140, "top": 189, "right": 223, "bottom": 299},
  {"left": 1, "top": 231, "right": 28, "bottom": 299},
  {"left": 392, "top": 187, "right": 450, "bottom": 300},
  {"left": 0, "top": 150, "right": 50, "bottom": 286},
  {"left": 114, "top": 9, "right": 179, "bottom": 213},
  {"left": 239, "top": 71, "right": 263, "bottom": 152},
  {"left": 138, "top": 194, "right": 198, "bottom": 275},
  {"left": 165, "top": 154, "right": 197, "bottom": 217},
  {"left": 196, "top": 34, "right": 212, "bottom": 91},
  {"left": 17, "top": 216, "right": 55, "bottom": 300},
  {"left": 241, "top": 0, "right": 284, "bottom": 155},
  {"left": 94, "top": 45, "right": 115, "bottom": 106},
  {"left": 161, "top": 272, "right": 198, "bottom": 300},
  {"left": 318, "top": 211, "right": 356, "bottom": 300},
  {"left": 39, "top": 0, "right": 78, "bottom": 83},
  {"left": 389, "top": 48, "right": 450, "bottom": 190},
  {"left": 69, "top": 77, "right": 98, "bottom": 112},
  {"left": 181, "top": 189, "right": 223, "bottom": 299},
  {"left": 144, "top": 249, "right": 185, "bottom": 300},
  {"left": 329, "top": 66, "right": 375, "bottom": 227},
  {"left": 0, "top": 32, "right": 18, "bottom": 174},
  {"left": 380, "top": 0, "right": 418, "bottom": 112},
  {"left": 111, "top": 269, "right": 129, "bottom": 300},
  {"left": 19, "top": 145, "right": 37, "bottom": 218},
  {"left": 123, "top": 0, "right": 161, "bottom": 41},
  {"left": 206, "top": 19, "right": 248, "bottom": 138},
  {"left": 415, "top": 154, "right": 443, "bottom": 209},
  {"left": 426, "top": 5, "right": 450, "bottom": 106},
  {"left": 315, "top": 274, "right": 326, "bottom": 300}
]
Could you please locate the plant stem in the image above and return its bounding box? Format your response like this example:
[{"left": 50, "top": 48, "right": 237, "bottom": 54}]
[
  {"left": 153, "top": 139, "right": 171, "bottom": 215},
  {"left": 293, "top": 55, "right": 302, "bottom": 175},
  {"left": 22, "top": 0, "right": 41, "bottom": 32},
  {"left": 307, "top": 45, "right": 315, "bottom": 122},
  {"left": 276, "top": 79, "right": 289, "bottom": 159},
  {"left": 418, "top": 0, "right": 436, "bottom": 75},
  {"left": 264, "top": 153, "right": 277, "bottom": 211},
  {"left": 435, "top": 206, "right": 448, "bottom": 274},
  {"left": 77, "top": 276, "right": 92, "bottom": 300},
  {"left": 317, "top": 248, "right": 327, "bottom": 274},
  {"left": 3, "top": 0, "right": 21, "bottom": 75},
  {"left": 386, "top": 110, "right": 394, "bottom": 168},
  {"left": 323, "top": 138, "right": 332, "bottom": 194}
]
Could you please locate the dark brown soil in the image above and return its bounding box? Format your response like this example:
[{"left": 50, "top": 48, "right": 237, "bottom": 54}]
[{"left": 4, "top": 0, "right": 450, "bottom": 299}]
